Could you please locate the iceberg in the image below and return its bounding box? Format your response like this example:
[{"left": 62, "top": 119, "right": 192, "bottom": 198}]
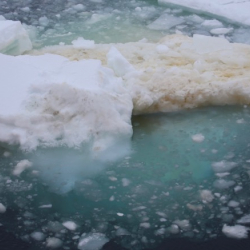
[{"left": 158, "top": 0, "right": 250, "bottom": 26}]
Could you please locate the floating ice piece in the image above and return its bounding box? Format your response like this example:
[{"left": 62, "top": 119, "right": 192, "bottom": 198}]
[
  {"left": 237, "top": 214, "right": 250, "bottom": 224},
  {"left": 158, "top": 0, "right": 250, "bottom": 26},
  {"left": 30, "top": 232, "right": 45, "bottom": 241},
  {"left": 72, "top": 37, "right": 95, "bottom": 49},
  {"left": 39, "top": 204, "right": 52, "bottom": 208},
  {"left": 213, "top": 179, "right": 235, "bottom": 189},
  {"left": 201, "top": 19, "right": 223, "bottom": 28},
  {"left": 13, "top": 159, "right": 32, "bottom": 176},
  {"left": 0, "top": 20, "right": 32, "bottom": 55},
  {"left": 222, "top": 224, "right": 249, "bottom": 239},
  {"left": 192, "top": 133, "right": 205, "bottom": 143},
  {"left": 173, "top": 220, "right": 191, "bottom": 231},
  {"left": 46, "top": 237, "right": 63, "bottom": 248},
  {"left": 63, "top": 221, "right": 77, "bottom": 231},
  {"left": 210, "top": 28, "right": 233, "bottom": 35},
  {"left": 39, "top": 16, "right": 49, "bottom": 27},
  {"left": 0, "top": 203, "right": 6, "bottom": 213},
  {"left": 107, "top": 46, "right": 136, "bottom": 77},
  {"left": 0, "top": 53, "right": 132, "bottom": 153},
  {"left": 200, "top": 190, "right": 214, "bottom": 203},
  {"left": 140, "top": 222, "right": 151, "bottom": 229},
  {"left": 147, "top": 13, "right": 184, "bottom": 30},
  {"left": 228, "top": 200, "right": 239, "bottom": 208},
  {"left": 168, "top": 224, "right": 179, "bottom": 234},
  {"left": 78, "top": 233, "right": 108, "bottom": 250},
  {"left": 212, "top": 161, "right": 237, "bottom": 173}
]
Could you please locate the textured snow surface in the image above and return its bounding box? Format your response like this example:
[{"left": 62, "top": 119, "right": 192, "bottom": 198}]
[
  {"left": 1, "top": 34, "right": 250, "bottom": 151},
  {"left": 158, "top": 0, "right": 250, "bottom": 26}
]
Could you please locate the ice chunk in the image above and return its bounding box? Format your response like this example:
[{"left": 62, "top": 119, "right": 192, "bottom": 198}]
[
  {"left": 147, "top": 13, "right": 184, "bottom": 30},
  {"left": 173, "top": 220, "right": 191, "bottom": 231},
  {"left": 0, "top": 20, "right": 32, "bottom": 55},
  {"left": 63, "top": 221, "right": 77, "bottom": 231},
  {"left": 200, "top": 190, "right": 214, "bottom": 203},
  {"left": 192, "top": 133, "right": 205, "bottom": 143},
  {"left": 30, "top": 232, "right": 45, "bottom": 241},
  {"left": 237, "top": 215, "right": 250, "bottom": 224},
  {"left": 158, "top": 0, "right": 250, "bottom": 26},
  {"left": 210, "top": 28, "right": 233, "bottom": 35},
  {"left": 107, "top": 46, "right": 135, "bottom": 77},
  {"left": 201, "top": 20, "right": 223, "bottom": 28},
  {"left": 228, "top": 200, "right": 239, "bottom": 208},
  {"left": 39, "top": 16, "right": 49, "bottom": 27},
  {"left": 0, "top": 203, "right": 6, "bottom": 213},
  {"left": 193, "top": 34, "right": 232, "bottom": 54},
  {"left": 0, "top": 53, "right": 133, "bottom": 153},
  {"left": 222, "top": 224, "right": 249, "bottom": 239},
  {"left": 212, "top": 161, "right": 237, "bottom": 173},
  {"left": 71, "top": 37, "right": 95, "bottom": 49},
  {"left": 78, "top": 233, "right": 108, "bottom": 250},
  {"left": 13, "top": 159, "right": 32, "bottom": 176},
  {"left": 46, "top": 237, "right": 63, "bottom": 248},
  {"left": 213, "top": 179, "right": 235, "bottom": 189}
]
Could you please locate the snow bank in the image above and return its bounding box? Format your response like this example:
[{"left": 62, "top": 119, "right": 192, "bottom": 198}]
[
  {"left": 158, "top": 0, "right": 250, "bottom": 26},
  {"left": 0, "top": 53, "right": 132, "bottom": 153},
  {"left": 34, "top": 34, "right": 250, "bottom": 115},
  {"left": 0, "top": 19, "right": 32, "bottom": 55}
]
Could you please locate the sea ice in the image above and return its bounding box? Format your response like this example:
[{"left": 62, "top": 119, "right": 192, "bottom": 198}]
[
  {"left": 0, "top": 20, "right": 32, "bottom": 55},
  {"left": 212, "top": 161, "right": 237, "bottom": 173},
  {"left": 147, "top": 13, "right": 184, "bottom": 30},
  {"left": 63, "top": 221, "right": 78, "bottom": 231},
  {"left": 0, "top": 203, "right": 6, "bottom": 213},
  {"left": 158, "top": 0, "right": 250, "bottom": 26},
  {"left": 46, "top": 237, "right": 63, "bottom": 248},
  {"left": 78, "top": 233, "right": 108, "bottom": 250},
  {"left": 13, "top": 159, "right": 32, "bottom": 176},
  {"left": 222, "top": 224, "right": 249, "bottom": 239}
]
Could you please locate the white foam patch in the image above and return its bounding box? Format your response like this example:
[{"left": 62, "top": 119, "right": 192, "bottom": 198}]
[
  {"left": 158, "top": 0, "right": 250, "bottom": 26},
  {"left": 0, "top": 20, "right": 32, "bottom": 55},
  {"left": 222, "top": 224, "right": 249, "bottom": 239}
]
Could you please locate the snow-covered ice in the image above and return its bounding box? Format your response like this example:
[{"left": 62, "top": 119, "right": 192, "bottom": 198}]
[{"left": 159, "top": 0, "right": 250, "bottom": 26}]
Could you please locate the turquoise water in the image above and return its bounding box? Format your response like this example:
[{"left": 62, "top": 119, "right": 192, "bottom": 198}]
[{"left": 1, "top": 106, "right": 250, "bottom": 249}]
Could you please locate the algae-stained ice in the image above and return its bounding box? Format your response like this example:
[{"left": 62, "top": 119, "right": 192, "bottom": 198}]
[{"left": 1, "top": 0, "right": 250, "bottom": 249}]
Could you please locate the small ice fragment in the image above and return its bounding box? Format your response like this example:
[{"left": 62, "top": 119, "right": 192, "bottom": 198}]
[
  {"left": 39, "top": 16, "right": 49, "bottom": 27},
  {"left": 39, "top": 204, "right": 52, "bottom": 208},
  {"left": 121, "top": 178, "right": 130, "bottom": 187},
  {"left": 237, "top": 119, "right": 245, "bottom": 124},
  {"left": 168, "top": 224, "right": 179, "bottom": 234},
  {"left": 78, "top": 233, "right": 108, "bottom": 250},
  {"left": 234, "top": 186, "right": 242, "bottom": 192},
  {"left": 117, "top": 213, "right": 124, "bottom": 217},
  {"left": 201, "top": 19, "right": 223, "bottom": 28},
  {"left": 13, "top": 159, "right": 32, "bottom": 176},
  {"left": 30, "top": 232, "right": 45, "bottom": 241},
  {"left": 46, "top": 237, "right": 62, "bottom": 248},
  {"left": 212, "top": 161, "right": 237, "bottom": 173},
  {"left": 191, "top": 134, "right": 205, "bottom": 143},
  {"left": 0, "top": 203, "right": 6, "bottom": 213},
  {"left": 222, "top": 224, "right": 249, "bottom": 239},
  {"left": 173, "top": 220, "right": 191, "bottom": 231},
  {"left": 21, "top": 7, "right": 30, "bottom": 12},
  {"left": 109, "top": 196, "right": 115, "bottom": 201},
  {"left": 108, "top": 176, "right": 117, "bottom": 181},
  {"left": 228, "top": 200, "right": 239, "bottom": 208},
  {"left": 237, "top": 214, "right": 250, "bottom": 224},
  {"left": 200, "top": 190, "right": 214, "bottom": 203},
  {"left": 3, "top": 151, "right": 11, "bottom": 157},
  {"left": 140, "top": 222, "right": 151, "bottom": 229},
  {"left": 210, "top": 28, "right": 233, "bottom": 35},
  {"left": 71, "top": 37, "right": 95, "bottom": 49},
  {"left": 213, "top": 179, "right": 235, "bottom": 189},
  {"left": 63, "top": 221, "right": 77, "bottom": 231}
]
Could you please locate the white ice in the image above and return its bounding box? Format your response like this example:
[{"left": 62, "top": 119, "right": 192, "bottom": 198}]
[
  {"left": 159, "top": 0, "right": 250, "bottom": 26},
  {"left": 222, "top": 224, "right": 249, "bottom": 239},
  {"left": 0, "top": 19, "right": 32, "bottom": 55}
]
